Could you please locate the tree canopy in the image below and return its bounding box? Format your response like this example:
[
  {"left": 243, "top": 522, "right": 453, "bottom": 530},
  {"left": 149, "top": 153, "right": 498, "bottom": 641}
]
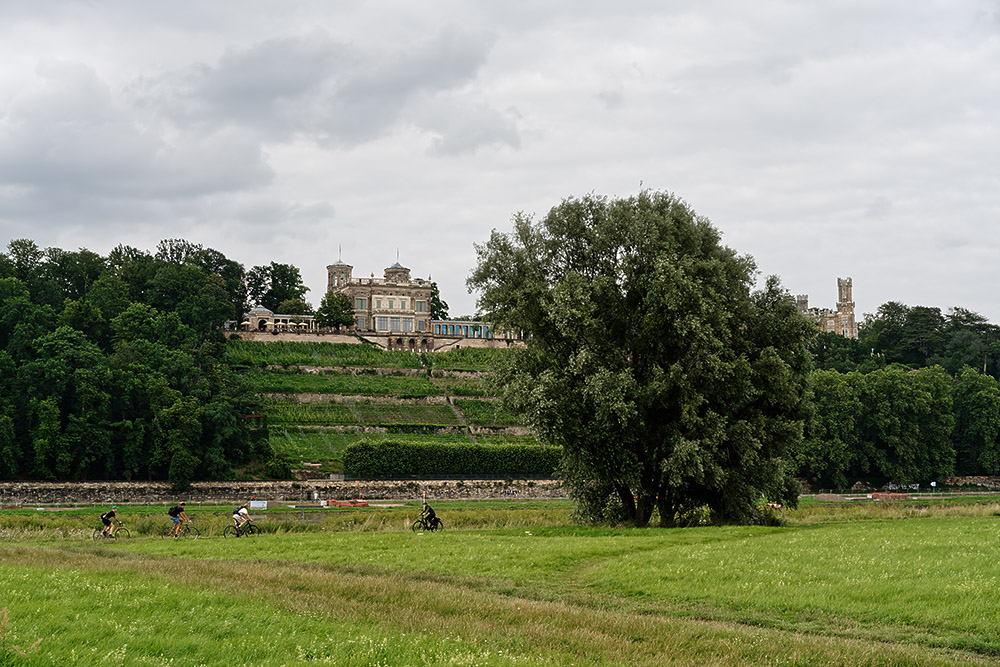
[
  {"left": 468, "top": 191, "right": 814, "bottom": 526},
  {"left": 315, "top": 291, "right": 355, "bottom": 331},
  {"left": 0, "top": 238, "right": 286, "bottom": 488}
]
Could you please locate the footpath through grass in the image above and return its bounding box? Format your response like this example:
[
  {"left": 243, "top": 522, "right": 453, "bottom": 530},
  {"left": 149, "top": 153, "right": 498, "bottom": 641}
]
[{"left": 2, "top": 500, "right": 1000, "bottom": 665}]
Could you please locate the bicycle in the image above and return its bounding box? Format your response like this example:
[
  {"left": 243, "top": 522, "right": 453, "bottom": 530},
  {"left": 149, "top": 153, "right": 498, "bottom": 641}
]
[
  {"left": 92, "top": 525, "right": 130, "bottom": 540},
  {"left": 161, "top": 523, "right": 200, "bottom": 539},
  {"left": 411, "top": 517, "right": 443, "bottom": 532},
  {"left": 223, "top": 523, "right": 260, "bottom": 538}
]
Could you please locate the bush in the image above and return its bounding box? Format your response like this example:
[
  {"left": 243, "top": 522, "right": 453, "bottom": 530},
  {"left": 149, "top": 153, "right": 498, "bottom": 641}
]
[{"left": 343, "top": 440, "right": 562, "bottom": 478}]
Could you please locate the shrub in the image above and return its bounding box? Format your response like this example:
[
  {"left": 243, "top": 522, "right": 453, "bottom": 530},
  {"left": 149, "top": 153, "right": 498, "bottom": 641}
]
[{"left": 343, "top": 440, "right": 562, "bottom": 478}]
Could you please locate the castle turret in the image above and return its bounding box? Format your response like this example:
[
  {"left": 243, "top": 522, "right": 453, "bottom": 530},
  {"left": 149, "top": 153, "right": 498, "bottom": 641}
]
[{"left": 327, "top": 259, "right": 353, "bottom": 291}]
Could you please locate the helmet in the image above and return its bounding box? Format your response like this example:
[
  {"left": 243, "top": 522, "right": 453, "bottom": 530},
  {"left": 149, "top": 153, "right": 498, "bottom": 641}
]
[{"left": 111, "top": 505, "right": 117, "bottom": 510}]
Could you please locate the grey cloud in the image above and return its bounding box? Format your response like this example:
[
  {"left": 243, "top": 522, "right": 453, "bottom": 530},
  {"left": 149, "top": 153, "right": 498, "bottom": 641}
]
[
  {"left": 0, "top": 60, "right": 273, "bottom": 203},
  {"left": 130, "top": 26, "right": 514, "bottom": 150},
  {"left": 865, "top": 196, "right": 892, "bottom": 218},
  {"left": 415, "top": 96, "right": 521, "bottom": 155}
]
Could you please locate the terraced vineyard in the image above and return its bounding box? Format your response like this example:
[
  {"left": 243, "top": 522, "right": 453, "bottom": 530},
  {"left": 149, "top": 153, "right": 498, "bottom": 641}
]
[{"left": 227, "top": 340, "right": 537, "bottom": 476}]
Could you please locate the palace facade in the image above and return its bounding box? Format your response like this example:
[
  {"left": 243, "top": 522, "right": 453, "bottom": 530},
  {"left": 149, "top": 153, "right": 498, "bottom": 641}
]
[
  {"left": 240, "top": 259, "right": 523, "bottom": 352},
  {"left": 328, "top": 258, "right": 434, "bottom": 338}
]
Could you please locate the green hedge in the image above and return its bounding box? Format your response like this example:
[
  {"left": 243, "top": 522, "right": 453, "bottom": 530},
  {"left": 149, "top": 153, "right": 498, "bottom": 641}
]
[{"left": 343, "top": 440, "right": 561, "bottom": 478}]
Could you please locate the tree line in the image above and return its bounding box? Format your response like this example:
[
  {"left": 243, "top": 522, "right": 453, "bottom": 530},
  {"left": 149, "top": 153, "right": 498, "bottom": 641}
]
[
  {"left": 799, "top": 302, "right": 1000, "bottom": 490},
  {"left": 0, "top": 238, "right": 303, "bottom": 489}
]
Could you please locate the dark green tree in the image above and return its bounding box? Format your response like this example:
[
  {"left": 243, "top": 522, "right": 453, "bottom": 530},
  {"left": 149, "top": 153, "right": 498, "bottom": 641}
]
[
  {"left": 951, "top": 367, "right": 1000, "bottom": 475},
  {"left": 276, "top": 297, "right": 313, "bottom": 316},
  {"left": 859, "top": 301, "right": 910, "bottom": 363},
  {"left": 797, "top": 370, "right": 864, "bottom": 489},
  {"left": 856, "top": 366, "right": 954, "bottom": 484},
  {"left": 468, "top": 191, "right": 814, "bottom": 526},
  {"left": 429, "top": 282, "right": 449, "bottom": 320},
  {"left": 315, "top": 291, "right": 354, "bottom": 331},
  {"left": 809, "top": 331, "right": 867, "bottom": 372},
  {"left": 247, "top": 262, "right": 307, "bottom": 312},
  {"left": 900, "top": 306, "right": 946, "bottom": 366}
]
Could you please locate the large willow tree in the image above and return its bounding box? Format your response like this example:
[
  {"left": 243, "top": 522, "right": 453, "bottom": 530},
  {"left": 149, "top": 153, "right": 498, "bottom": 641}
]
[{"left": 468, "top": 191, "right": 814, "bottom": 526}]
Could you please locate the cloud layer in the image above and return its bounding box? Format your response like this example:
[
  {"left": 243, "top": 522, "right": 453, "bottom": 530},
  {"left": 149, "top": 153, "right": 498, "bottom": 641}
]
[{"left": 0, "top": 1, "right": 997, "bottom": 319}]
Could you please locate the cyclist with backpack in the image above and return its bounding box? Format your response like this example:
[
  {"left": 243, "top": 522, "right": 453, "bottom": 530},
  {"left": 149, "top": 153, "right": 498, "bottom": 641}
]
[
  {"left": 232, "top": 503, "right": 253, "bottom": 534},
  {"left": 100, "top": 506, "right": 122, "bottom": 537},
  {"left": 421, "top": 501, "right": 440, "bottom": 530},
  {"left": 167, "top": 502, "right": 189, "bottom": 538}
]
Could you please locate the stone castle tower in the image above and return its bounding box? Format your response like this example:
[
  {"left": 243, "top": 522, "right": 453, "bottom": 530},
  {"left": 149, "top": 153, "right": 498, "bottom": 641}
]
[{"left": 796, "top": 277, "right": 857, "bottom": 339}]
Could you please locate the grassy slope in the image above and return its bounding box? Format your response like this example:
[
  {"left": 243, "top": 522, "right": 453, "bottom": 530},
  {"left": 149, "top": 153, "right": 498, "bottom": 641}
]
[
  {"left": 1, "top": 502, "right": 999, "bottom": 665},
  {"left": 224, "top": 340, "right": 528, "bottom": 470}
]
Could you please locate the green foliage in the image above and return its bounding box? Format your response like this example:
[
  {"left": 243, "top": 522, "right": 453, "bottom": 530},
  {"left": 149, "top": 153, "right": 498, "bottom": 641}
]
[
  {"left": 275, "top": 297, "right": 313, "bottom": 316},
  {"left": 429, "top": 347, "right": 507, "bottom": 371},
  {"left": 247, "top": 262, "right": 307, "bottom": 312},
  {"left": 799, "top": 365, "right": 980, "bottom": 489},
  {"left": 0, "top": 238, "right": 274, "bottom": 485},
  {"left": 797, "top": 370, "right": 864, "bottom": 489},
  {"left": 469, "top": 191, "right": 813, "bottom": 526},
  {"left": 343, "top": 440, "right": 561, "bottom": 477},
  {"left": 315, "top": 291, "right": 354, "bottom": 330},
  {"left": 859, "top": 302, "right": 1000, "bottom": 377},
  {"left": 247, "top": 369, "right": 442, "bottom": 397},
  {"left": 453, "top": 398, "right": 521, "bottom": 426},
  {"left": 265, "top": 399, "right": 462, "bottom": 427},
  {"left": 429, "top": 281, "right": 448, "bottom": 320},
  {"left": 225, "top": 340, "right": 423, "bottom": 368}
]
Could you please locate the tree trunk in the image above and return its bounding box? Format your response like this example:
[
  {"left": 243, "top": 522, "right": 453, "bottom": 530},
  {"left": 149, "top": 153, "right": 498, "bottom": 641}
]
[{"left": 616, "top": 484, "right": 636, "bottom": 520}]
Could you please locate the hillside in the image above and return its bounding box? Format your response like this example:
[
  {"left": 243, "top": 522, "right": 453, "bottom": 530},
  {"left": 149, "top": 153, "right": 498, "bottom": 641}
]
[{"left": 225, "top": 340, "right": 536, "bottom": 478}]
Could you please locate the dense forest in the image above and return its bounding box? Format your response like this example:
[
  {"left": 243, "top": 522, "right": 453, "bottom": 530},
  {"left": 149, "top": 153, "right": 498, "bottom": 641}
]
[
  {"left": 0, "top": 238, "right": 307, "bottom": 488},
  {"left": 800, "top": 304, "right": 1000, "bottom": 489}
]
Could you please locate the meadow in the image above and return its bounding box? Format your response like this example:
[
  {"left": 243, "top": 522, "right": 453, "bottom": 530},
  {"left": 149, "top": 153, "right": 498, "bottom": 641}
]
[{"left": 2, "top": 498, "right": 1000, "bottom": 665}]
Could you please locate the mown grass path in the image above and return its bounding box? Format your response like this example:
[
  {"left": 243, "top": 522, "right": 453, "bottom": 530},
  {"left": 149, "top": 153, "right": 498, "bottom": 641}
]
[{"left": 2, "top": 510, "right": 999, "bottom": 665}]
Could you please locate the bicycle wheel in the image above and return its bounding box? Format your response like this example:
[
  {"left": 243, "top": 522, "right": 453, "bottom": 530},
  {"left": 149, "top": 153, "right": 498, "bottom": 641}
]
[
  {"left": 116, "top": 528, "right": 130, "bottom": 539},
  {"left": 184, "top": 526, "right": 200, "bottom": 539},
  {"left": 223, "top": 526, "right": 239, "bottom": 538},
  {"left": 430, "top": 519, "right": 443, "bottom": 532},
  {"left": 161, "top": 527, "right": 175, "bottom": 539},
  {"left": 411, "top": 519, "right": 427, "bottom": 532},
  {"left": 244, "top": 524, "right": 260, "bottom": 537},
  {"left": 92, "top": 527, "right": 106, "bottom": 541}
]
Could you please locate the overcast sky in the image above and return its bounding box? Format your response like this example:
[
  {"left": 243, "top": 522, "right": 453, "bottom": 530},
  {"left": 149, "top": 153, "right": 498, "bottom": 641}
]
[{"left": 1, "top": 1, "right": 998, "bottom": 320}]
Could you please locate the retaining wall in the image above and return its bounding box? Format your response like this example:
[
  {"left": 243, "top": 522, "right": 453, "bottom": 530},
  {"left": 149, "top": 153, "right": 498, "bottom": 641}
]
[{"left": 0, "top": 479, "right": 564, "bottom": 505}]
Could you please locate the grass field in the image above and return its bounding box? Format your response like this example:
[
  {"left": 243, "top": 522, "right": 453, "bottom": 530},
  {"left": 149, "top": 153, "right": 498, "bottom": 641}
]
[{"left": 2, "top": 499, "right": 1000, "bottom": 665}]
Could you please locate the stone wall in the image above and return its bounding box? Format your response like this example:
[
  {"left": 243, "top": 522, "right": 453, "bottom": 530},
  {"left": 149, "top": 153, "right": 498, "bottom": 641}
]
[{"left": 0, "top": 479, "right": 564, "bottom": 505}]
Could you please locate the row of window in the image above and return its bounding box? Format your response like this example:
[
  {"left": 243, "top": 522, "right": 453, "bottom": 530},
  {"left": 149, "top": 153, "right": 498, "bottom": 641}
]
[
  {"left": 356, "top": 317, "right": 428, "bottom": 332},
  {"left": 435, "top": 323, "right": 489, "bottom": 338},
  {"left": 353, "top": 297, "right": 427, "bottom": 312}
]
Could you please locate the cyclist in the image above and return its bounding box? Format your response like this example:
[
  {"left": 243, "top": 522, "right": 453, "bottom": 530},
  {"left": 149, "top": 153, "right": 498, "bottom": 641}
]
[
  {"left": 420, "top": 501, "right": 439, "bottom": 529},
  {"left": 100, "top": 506, "right": 122, "bottom": 537},
  {"left": 167, "top": 502, "right": 189, "bottom": 538},
  {"left": 232, "top": 502, "right": 252, "bottom": 534}
]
